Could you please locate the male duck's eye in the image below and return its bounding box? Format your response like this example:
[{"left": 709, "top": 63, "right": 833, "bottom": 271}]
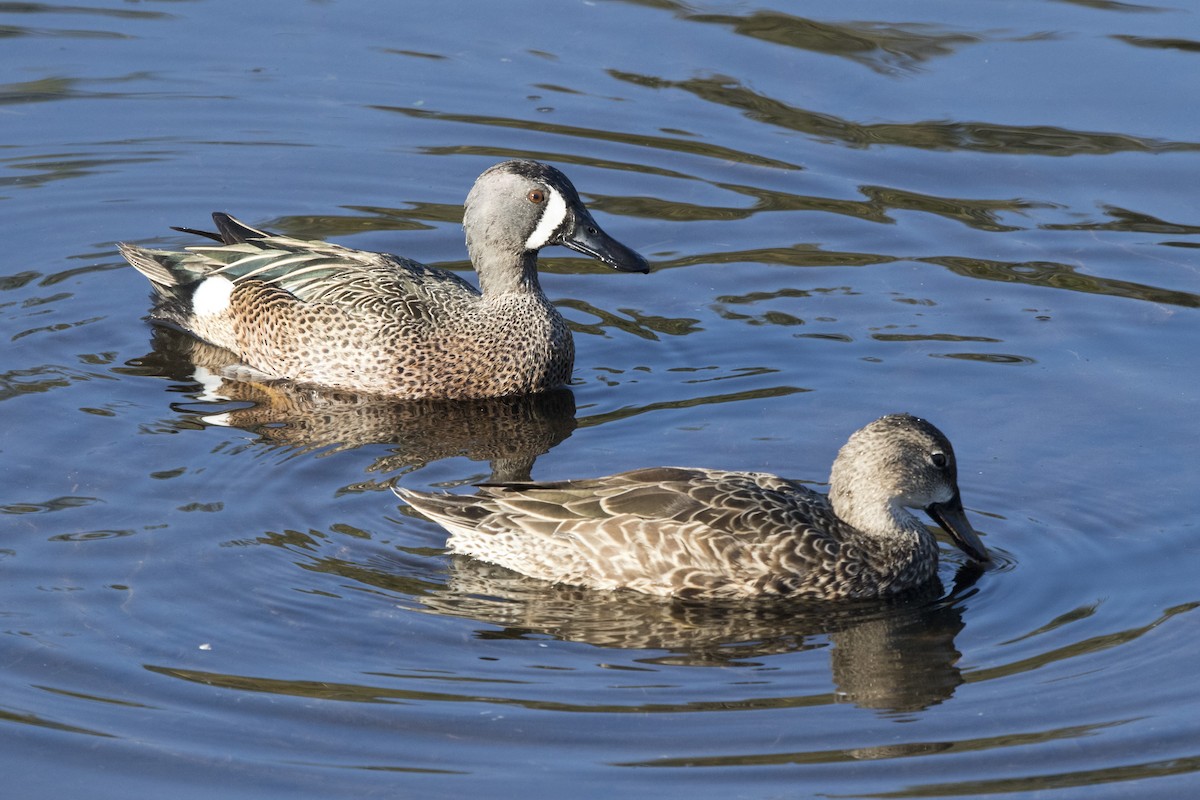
[
  {"left": 930, "top": 451, "right": 947, "bottom": 468},
  {"left": 527, "top": 189, "right": 546, "bottom": 204}
]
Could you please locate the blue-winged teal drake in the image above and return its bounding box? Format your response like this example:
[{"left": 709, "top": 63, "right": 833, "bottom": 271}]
[
  {"left": 398, "top": 414, "right": 990, "bottom": 599},
  {"left": 119, "top": 160, "right": 650, "bottom": 399}
]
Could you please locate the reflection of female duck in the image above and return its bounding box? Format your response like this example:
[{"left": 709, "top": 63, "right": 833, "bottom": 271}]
[
  {"left": 398, "top": 414, "right": 990, "bottom": 599},
  {"left": 119, "top": 160, "right": 649, "bottom": 399},
  {"left": 413, "top": 556, "right": 983, "bottom": 711}
]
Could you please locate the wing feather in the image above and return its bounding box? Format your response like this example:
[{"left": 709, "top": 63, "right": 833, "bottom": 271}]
[{"left": 124, "top": 215, "right": 481, "bottom": 324}]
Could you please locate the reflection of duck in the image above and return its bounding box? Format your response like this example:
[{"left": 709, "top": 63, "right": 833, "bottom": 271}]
[
  {"left": 145, "top": 551, "right": 975, "bottom": 715},
  {"left": 118, "top": 160, "right": 649, "bottom": 399},
  {"left": 411, "top": 555, "right": 983, "bottom": 711},
  {"left": 127, "top": 327, "right": 577, "bottom": 481},
  {"left": 398, "top": 414, "right": 989, "bottom": 599}
]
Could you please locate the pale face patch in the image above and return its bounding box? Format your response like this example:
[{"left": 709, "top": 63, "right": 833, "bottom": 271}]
[
  {"left": 523, "top": 187, "right": 569, "bottom": 251},
  {"left": 192, "top": 275, "right": 235, "bottom": 318}
]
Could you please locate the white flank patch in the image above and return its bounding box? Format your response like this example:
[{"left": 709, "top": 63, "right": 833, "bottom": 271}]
[
  {"left": 523, "top": 187, "right": 568, "bottom": 251},
  {"left": 192, "top": 275, "right": 234, "bottom": 318}
]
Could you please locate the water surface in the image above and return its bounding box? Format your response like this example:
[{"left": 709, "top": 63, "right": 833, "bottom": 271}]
[{"left": 3, "top": 1, "right": 1199, "bottom": 798}]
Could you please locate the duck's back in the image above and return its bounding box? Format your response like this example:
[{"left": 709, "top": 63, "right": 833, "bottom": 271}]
[
  {"left": 121, "top": 232, "right": 570, "bottom": 398},
  {"left": 404, "top": 467, "right": 910, "bottom": 598}
]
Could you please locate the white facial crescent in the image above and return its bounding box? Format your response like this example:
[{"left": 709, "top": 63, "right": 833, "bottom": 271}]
[{"left": 523, "top": 188, "right": 569, "bottom": 251}]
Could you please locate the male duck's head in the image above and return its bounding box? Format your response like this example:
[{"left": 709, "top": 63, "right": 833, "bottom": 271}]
[{"left": 464, "top": 160, "right": 650, "bottom": 275}]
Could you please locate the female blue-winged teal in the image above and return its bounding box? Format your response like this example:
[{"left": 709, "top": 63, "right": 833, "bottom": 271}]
[
  {"left": 119, "top": 160, "right": 649, "bottom": 399},
  {"left": 398, "top": 414, "right": 990, "bottom": 600}
]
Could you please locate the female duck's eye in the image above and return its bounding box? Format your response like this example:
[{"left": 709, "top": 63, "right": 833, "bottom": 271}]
[
  {"left": 930, "top": 452, "right": 947, "bottom": 468},
  {"left": 527, "top": 189, "right": 546, "bottom": 204}
]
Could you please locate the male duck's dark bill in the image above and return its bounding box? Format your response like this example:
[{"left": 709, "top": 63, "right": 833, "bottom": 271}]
[
  {"left": 926, "top": 492, "right": 990, "bottom": 563},
  {"left": 560, "top": 210, "right": 650, "bottom": 274}
]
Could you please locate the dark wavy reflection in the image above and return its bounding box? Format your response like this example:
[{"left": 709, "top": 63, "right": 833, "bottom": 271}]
[
  {"left": 921, "top": 256, "right": 1200, "bottom": 308},
  {"left": 0, "top": 74, "right": 161, "bottom": 107},
  {"left": 969, "top": 601, "right": 1199, "bottom": 684},
  {"left": 419, "top": 144, "right": 703, "bottom": 183},
  {"left": 0, "top": 3, "right": 170, "bottom": 22},
  {"left": 616, "top": 720, "right": 1128, "bottom": 768},
  {"left": 933, "top": 352, "right": 1035, "bottom": 365},
  {"left": 575, "top": 384, "right": 809, "bottom": 429},
  {"left": 144, "top": 661, "right": 817, "bottom": 714},
  {"left": 1114, "top": 34, "right": 1200, "bottom": 52},
  {"left": 411, "top": 557, "right": 984, "bottom": 711},
  {"left": 557, "top": 298, "right": 701, "bottom": 340},
  {"left": 1, "top": 150, "right": 170, "bottom": 190},
  {"left": 0, "top": 25, "right": 130, "bottom": 41},
  {"left": 1059, "top": 0, "right": 1167, "bottom": 13},
  {"left": 588, "top": 179, "right": 1047, "bottom": 232},
  {"left": 0, "top": 362, "right": 114, "bottom": 402},
  {"left": 122, "top": 329, "right": 578, "bottom": 482},
  {"left": 872, "top": 333, "right": 1002, "bottom": 344},
  {"left": 1041, "top": 205, "right": 1200, "bottom": 234},
  {"left": 373, "top": 105, "right": 803, "bottom": 170},
  {"left": 0, "top": 495, "right": 100, "bottom": 515},
  {"left": 256, "top": 206, "right": 452, "bottom": 240},
  {"left": 655, "top": 246, "right": 891, "bottom": 271},
  {"left": 865, "top": 752, "right": 1200, "bottom": 797},
  {"left": 0, "top": 706, "right": 113, "bottom": 738},
  {"left": 649, "top": 246, "right": 1197, "bottom": 308},
  {"left": 685, "top": 11, "right": 981, "bottom": 74},
  {"left": 219, "top": 551, "right": 984, "bottom": 712},
  {"left": 608, "top": 71, "right": 1200, "bottom": 156},
  {"left": 700, "top": 183, "right": 1043, "bottom": 231}
]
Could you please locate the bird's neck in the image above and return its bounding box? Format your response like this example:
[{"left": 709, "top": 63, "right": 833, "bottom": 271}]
[
  {"left": 471, "top": 247, "right": 541, "bottom": 297},
  {"left": 832, "top": 489, "right": 927, "bottom": 546}
]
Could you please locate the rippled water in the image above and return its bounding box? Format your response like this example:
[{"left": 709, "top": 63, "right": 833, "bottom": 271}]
[{"left": 4, "top": 1, "right": 1199, "bottom": 798}]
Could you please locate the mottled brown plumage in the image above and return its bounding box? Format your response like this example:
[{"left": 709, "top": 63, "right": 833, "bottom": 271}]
[
  {"left": 397, "top": 414, "right": 990, "bottom": 600},
  {"left": 118, "top": 160, "right": 649, "bottom": 399}
]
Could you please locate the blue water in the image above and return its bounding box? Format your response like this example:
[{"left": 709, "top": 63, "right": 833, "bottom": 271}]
[{"left": 3, "top": 1, "right": 1199, "bottom": 798}]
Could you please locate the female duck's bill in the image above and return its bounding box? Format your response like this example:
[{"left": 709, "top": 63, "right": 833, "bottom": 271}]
[
  {"left": 397, "top": 413, "right": 992, "bottom": 600},
  {"left": 118, "top": 160, "right": 649, "bottom": 399},
  {"left": 926, "top": 491, "right": 988, "bottom": 563}
]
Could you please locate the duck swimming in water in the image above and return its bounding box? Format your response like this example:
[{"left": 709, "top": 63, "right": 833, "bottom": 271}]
[
  {"left": 397, "top": 414, "right": 990, "bottom": 600},
  {"left": 119, "top": 160, "right": 650, "bottom": 399}
]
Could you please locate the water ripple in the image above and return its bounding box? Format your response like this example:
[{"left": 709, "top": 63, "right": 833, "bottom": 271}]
[
  {"left": 922, "top": 256, "right": 1200, "bottom": 307},
  {"left": 682, "top": 11, "right": 984, "bottom": 75},
  {"left": 607, "top": 70, "right": 1200, "bottom": 155},
  {"left": 373, "top": 105, "right": 804, "bottom": 170}
]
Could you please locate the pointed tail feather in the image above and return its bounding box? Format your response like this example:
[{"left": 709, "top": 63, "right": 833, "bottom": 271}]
[
  {"left": 118, "top": 242, "right": 185, "bottom": 288},
  {"left": 169, "top": 225, "right": 224, "bottom": 243},
  {"left": 169, "top": 212, "right": 274, "bottom": 246},
  {"left": 213, "top": 212, "right": 274, "bottom": 243}
]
